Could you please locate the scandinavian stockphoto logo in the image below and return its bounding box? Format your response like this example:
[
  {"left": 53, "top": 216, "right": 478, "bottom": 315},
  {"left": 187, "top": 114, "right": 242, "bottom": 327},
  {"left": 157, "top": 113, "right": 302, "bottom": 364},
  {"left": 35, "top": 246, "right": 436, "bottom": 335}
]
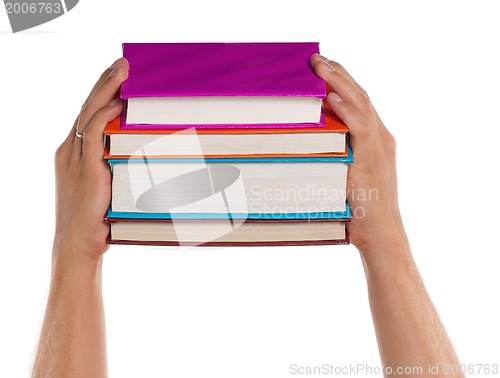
[
  {"left": 125, "top": 129, "right": 248, "bottom": 246},
  {"left": 4, "top": 0, "right": 78, "bottom": 33}
]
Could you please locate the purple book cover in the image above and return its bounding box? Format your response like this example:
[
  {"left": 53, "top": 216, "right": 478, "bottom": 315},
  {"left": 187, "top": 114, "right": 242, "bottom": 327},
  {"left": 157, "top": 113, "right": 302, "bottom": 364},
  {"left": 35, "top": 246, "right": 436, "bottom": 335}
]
[
  {"left": 120, "top": 43, "right": 326, "bottom": 130},
  {"left": 121, "top": 42, "right": 326, "bottom": 98}
]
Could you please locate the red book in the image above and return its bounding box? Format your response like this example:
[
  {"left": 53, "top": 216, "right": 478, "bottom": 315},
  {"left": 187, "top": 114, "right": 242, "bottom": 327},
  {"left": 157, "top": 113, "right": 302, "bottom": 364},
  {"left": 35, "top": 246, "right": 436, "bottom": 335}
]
[
  {"left": 106, "top": 217, "right": 350, "bottom": 246},
  {"left": 105, "top": 106, "right": 348, "bottom": 159}
]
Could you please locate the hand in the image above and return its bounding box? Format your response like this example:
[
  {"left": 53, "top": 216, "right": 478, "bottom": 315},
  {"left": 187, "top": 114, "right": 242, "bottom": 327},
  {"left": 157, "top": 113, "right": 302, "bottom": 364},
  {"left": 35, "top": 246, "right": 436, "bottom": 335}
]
[
  {"left": 53, "top": 58, "right": 129, "bottom": 263},
  {"left": 311, "top": 54, "right": 408, "bottom": 255},
  {"left": 310, "top": 56, "right": 463, "bottom": 374}
]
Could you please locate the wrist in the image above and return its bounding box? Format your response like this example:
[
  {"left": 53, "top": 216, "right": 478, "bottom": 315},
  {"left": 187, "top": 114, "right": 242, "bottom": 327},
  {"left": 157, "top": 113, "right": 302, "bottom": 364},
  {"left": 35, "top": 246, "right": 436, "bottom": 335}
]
[
  {"left": 52, "top": 236, "right": 104, "bottom": 281},
  {"left": 350, "top": 208, "right": 409, "bottom": 260},
  {"left": 53, "top": 230, "right": 108, "bottom": 262},
  {"left": 358, "top": 237, "right": 414, "bottom": 281}
]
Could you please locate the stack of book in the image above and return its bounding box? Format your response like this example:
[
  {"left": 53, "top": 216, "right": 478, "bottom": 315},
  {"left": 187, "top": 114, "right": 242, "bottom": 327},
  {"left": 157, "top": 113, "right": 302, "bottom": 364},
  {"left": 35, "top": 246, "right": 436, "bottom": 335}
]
[{"left": 104, "top": 43, "right": 352, "bottom": 246}]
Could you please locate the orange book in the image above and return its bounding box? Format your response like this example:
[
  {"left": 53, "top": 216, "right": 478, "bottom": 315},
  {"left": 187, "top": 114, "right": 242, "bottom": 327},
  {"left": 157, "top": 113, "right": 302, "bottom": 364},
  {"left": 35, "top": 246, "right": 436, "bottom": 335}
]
[{"left": 104, "top": 108, "right": 348, "bottom": 159}]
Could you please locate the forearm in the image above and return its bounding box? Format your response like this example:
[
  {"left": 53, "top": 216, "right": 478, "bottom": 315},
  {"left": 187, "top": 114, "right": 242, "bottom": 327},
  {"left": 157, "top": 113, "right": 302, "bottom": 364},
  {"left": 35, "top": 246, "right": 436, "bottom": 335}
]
[
  {"left": 360, "top": 241, "right": 462, "bottom": 377},
  {"left": 309, "top": 55, "right": 462, "bottom": 376},
  {"left": 32, "top": 246, "right": 107, "bottom": 378},
  {"left": 32, "top": 58, "right": 126, "bottom": 377}
]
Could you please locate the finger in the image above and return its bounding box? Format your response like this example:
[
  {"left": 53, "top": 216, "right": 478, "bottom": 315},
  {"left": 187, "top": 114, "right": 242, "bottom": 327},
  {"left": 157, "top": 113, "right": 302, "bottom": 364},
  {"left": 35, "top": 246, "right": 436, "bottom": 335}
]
[
  {"left": 326, "top": 61, "right": 392, "bottom": 137},
  {"left": 76, "top": 58, "right": 129, "bottom": 137},
  {"left": 325, "top": 92, "right": 380, "bottom": 156},
  {"left": 312, "top": 55, "right": 368, "bottom": 99},
  {"left": 83, "top": 58, "right": 123, "bottom": 107},
  {"left": 82, "top": 99, "right": 124, "bottom": 161},
  {"left": 311, "top": 55, "right": 392, "bottom": 138},
  {"left": 70, "top": 115, "right": 84, "bottom": 162},
  {"left": 61, "top": 58, "right": 124, "bottom": 149},
  {"left": 327, "top": 62, "right": 393, "bottom": 144},
  {"left": 312, "top": 59, "right": 374, "bottom": 121}
]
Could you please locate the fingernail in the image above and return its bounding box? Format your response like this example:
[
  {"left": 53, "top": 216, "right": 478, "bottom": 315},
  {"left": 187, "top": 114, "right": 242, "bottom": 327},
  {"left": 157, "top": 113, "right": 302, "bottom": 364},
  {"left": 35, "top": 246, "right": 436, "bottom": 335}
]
[
  {"left": 109, "top": 98, "right": 121, "bottom": 107},
  {"left": 315, "top": 54, "right": 330, "bottom": 63},
  {"left": 329, "top": 92, "right": 343, "bottom": 102},
  {"left": 109, "top": 66, "right": 119, "bottom": 78},
  {"left": 320, "top": 61, "right": 335, "bottom": 72},
  {"left": 109, "top": 58, "right": 121, "bottom": 70}
]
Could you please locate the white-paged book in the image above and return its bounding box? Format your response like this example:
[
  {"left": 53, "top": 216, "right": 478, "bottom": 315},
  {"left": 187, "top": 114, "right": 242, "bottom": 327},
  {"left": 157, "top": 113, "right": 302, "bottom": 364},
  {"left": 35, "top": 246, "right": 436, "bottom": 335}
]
[{"left": 109, "top": 159, "right": 350, "bottom": 216}]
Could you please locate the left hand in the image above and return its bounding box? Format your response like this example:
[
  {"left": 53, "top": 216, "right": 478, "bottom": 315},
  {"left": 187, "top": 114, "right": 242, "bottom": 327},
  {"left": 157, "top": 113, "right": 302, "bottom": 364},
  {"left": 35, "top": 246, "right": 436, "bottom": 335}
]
[{"left": 53, "top": 58, "right": 129, "bottom": 263}]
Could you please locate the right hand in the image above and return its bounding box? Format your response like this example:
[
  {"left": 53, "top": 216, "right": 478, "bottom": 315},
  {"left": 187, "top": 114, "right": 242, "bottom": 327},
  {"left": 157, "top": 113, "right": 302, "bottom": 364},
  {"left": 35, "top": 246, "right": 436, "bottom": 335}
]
[{"left": 311, "top": 54, "right": 409, "bottom": 254}]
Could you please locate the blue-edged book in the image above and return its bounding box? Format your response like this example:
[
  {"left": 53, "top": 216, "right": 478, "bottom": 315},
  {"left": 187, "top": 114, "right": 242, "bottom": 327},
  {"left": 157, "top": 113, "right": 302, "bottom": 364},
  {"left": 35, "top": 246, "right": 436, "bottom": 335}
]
[
  {"left": 106, "top": 152, "right": 352, "bottom": 246},
  {"left": 106, "top": 212, "right": 351, "bottom": 246}
]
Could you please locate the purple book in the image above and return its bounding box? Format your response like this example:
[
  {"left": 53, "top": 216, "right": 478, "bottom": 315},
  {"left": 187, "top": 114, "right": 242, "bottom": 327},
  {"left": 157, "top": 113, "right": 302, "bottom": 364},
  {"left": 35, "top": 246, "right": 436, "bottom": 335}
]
[{"left": 120, "top": 43, "right": 326, "bottom": 129}]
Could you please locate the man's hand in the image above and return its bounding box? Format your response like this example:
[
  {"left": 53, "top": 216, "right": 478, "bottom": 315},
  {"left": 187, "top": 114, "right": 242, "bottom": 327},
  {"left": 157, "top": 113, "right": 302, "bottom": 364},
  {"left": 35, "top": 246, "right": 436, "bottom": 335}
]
[
  {"left": 53, "top": 58, "right": 129, "bottom": 263},
  {"left": 311, "top": 54, "right": 463, "bottom": 377},
  {"left": 32, "top": 58, "right": 129, "bottom": 378},
  {"left": 311, "top": 54, "right": 407, "bottom": 255}
]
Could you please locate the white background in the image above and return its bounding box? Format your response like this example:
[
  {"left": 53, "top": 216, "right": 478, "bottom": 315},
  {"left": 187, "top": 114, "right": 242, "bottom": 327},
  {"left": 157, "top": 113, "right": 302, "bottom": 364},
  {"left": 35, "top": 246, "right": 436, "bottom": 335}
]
[{"left": 1, "top": 1, "right": 499, "bottom": 377}]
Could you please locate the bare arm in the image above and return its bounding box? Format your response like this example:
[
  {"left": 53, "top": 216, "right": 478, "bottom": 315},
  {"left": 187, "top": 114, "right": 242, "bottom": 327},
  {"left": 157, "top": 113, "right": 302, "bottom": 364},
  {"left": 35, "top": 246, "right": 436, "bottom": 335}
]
[
  {"left": 311, "top": 54, "right": 463, "bottom": 377},
  {"left": 32, "top": 255, "right": 106, "bottom": 378},
  {"left": 32, "top": 58, "right": 129, "bottom": 378}
]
